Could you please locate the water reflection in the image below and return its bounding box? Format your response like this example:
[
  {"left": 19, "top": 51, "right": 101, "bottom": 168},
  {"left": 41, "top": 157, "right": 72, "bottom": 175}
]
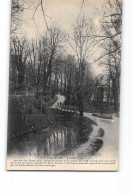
[
  {"left": 37, "top": 128, "right": 78, "bottom": 157},
  {"left": 8, "top": 116, "right": 104, "bottom": 157}
]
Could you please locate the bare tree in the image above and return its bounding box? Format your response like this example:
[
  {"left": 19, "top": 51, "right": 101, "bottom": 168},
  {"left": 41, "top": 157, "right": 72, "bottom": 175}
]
[
  {"left": 10, "top": 36, "right": 29, "bottom": 90},
  {"left": 95, "top": 0, "right": 122, "bottom": 114},
  {"left": 69, "top": 17, "right": 95, "bottom": 116},
  {"left": 11, "top": 0, "right": 24, "bottom": 35},
  {"left": 41, "top": 26, "right": 63, "bottom": 94}
]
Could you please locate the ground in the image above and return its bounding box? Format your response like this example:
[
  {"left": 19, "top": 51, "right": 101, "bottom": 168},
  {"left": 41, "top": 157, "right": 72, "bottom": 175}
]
[
  {"left": 52, "top": 95, "right": 119, "bottom": 160},
  {"left": 71, "top": 113, "right": 119, "bottom": 161}
]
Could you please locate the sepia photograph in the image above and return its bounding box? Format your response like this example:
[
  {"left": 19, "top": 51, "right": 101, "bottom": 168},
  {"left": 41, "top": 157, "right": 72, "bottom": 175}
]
[{"left": 7, "top": 0, "right": 122, "bottom": 171}]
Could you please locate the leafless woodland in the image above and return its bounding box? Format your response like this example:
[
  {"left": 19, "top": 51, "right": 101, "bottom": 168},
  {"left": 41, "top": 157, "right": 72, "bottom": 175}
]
[{"left": 7, "top": 0, "right": 122, "bottom": 158}]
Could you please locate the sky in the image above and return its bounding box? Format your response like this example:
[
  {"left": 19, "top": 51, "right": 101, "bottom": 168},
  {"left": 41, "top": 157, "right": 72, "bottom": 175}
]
[{"left": 19, "top": 0, "right": 107, "bottom": 39}]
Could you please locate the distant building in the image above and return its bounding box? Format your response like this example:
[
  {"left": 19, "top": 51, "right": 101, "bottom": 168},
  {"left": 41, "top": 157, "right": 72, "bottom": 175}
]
[
  {"left": 92, "top": 84, "right": 114, "bottom": 103},
  {"left": 94, "top": 86, "right": 104, "bottom": 102}
]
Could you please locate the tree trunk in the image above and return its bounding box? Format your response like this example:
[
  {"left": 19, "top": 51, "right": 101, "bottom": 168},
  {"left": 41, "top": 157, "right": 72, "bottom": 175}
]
[
  {"left": 112, "top": 79, "right": 119, "bottom": 115},
  {"left": 77, "top": 92, "right": 84, "bottom": 116}
]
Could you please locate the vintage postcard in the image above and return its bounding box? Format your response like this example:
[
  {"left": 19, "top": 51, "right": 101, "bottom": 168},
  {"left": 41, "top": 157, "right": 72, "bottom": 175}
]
[{"left": 7, "top": 0, "right": 122, "bottom": 171}]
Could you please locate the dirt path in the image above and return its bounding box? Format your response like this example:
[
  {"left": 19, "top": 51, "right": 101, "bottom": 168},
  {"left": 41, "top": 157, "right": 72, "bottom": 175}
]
[
  {"left": 51, "top": 94, "right": 66, "bottom": 108},
  {"left": 51, "top": 95, "right": 119, "bottom": 160},
  {"left": 82, "top": 112, "right": 119, "bottom": 160}
]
